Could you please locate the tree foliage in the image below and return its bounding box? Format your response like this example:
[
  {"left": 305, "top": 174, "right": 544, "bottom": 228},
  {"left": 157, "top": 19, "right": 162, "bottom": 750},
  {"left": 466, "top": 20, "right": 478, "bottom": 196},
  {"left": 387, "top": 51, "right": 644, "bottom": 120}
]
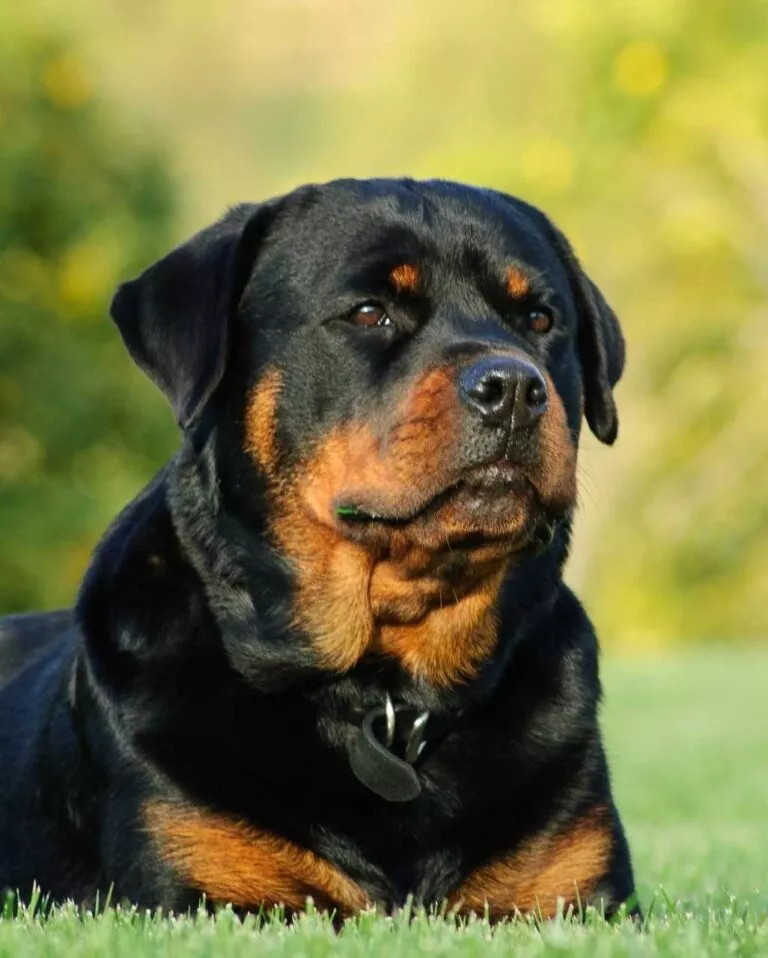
[
  {"left": 1, "top": 1, "right": 766, "bottom": 645},
  {"left": 0, "top": 19, "right": 176, "bottom": 611}
]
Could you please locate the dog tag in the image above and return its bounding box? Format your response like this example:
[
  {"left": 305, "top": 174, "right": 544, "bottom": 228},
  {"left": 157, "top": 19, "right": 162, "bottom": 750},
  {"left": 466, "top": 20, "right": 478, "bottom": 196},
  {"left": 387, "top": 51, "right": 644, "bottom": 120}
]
[{"left": 349, "top": 706, "right": 422, "bottom": 802}]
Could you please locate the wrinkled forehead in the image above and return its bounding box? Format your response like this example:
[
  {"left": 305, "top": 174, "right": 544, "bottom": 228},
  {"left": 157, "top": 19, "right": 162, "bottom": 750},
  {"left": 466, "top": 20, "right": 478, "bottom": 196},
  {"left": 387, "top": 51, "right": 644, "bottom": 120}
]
[{"left": 274, "top": 181, "right": 569, "bottom": 300}]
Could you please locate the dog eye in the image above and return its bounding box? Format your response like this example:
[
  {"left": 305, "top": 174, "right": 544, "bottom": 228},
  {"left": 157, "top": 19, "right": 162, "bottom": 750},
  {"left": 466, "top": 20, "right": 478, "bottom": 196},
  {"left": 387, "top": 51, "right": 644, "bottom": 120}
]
[
  {"left": 348, "top": 303, "right": 392, "bottom": 328},
  {"left": 527, "top": 309, "right": 553, "bottom": 334}
]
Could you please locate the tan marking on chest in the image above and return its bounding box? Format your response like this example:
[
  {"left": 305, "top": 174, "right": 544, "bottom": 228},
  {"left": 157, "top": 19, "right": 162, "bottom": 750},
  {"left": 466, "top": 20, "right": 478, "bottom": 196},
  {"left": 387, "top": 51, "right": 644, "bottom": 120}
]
[
  {"left": 448, "top": 807, "right": 612, "bottom": 919},
  {"left": 369, "top": 554, "right": 507, "bottom": 686},
  {"left": 145, "top": 802, "right": 370, "bottom": 915},
  {"left": 266, "top": 496, "right": 506, "bottom": 686}
]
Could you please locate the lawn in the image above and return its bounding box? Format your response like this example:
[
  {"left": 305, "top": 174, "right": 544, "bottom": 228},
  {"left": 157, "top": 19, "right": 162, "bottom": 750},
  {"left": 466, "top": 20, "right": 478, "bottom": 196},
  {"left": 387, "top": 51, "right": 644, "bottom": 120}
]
[{"left": 0, "top": 648, "right": 765, "bottom": 957}]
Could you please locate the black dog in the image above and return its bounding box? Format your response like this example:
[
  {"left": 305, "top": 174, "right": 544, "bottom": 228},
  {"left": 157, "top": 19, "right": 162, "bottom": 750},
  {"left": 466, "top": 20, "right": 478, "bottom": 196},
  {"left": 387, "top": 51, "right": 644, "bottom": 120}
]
[{"left": 0, "top": 178, "right": 637, "bottom": 919}]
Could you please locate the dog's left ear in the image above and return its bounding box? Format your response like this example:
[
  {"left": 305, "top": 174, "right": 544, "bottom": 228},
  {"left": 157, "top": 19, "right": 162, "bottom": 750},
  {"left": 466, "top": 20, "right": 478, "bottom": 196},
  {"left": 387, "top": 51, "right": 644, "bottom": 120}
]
[
  {"left": 562, "top": 238, "right": 625, "bottom": 445},
  {"left": 514, "top": 202, "right": 625, "bottom": 444},
  {"left": 110, "top": 203, "right": 274, "bottom": 430}
]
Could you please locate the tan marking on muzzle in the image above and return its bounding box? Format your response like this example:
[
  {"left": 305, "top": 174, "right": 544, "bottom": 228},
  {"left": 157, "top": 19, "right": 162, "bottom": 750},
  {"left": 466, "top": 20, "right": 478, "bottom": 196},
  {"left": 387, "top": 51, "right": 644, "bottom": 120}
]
[
  {"left": 244, "top": 368, "right": 282, "bottom": 478},
  {"left": 243, "top": 360, "right": 575, "bottom": 687},
  {"left": 534, "top": 372, "right": 578, "bottom": 512}
]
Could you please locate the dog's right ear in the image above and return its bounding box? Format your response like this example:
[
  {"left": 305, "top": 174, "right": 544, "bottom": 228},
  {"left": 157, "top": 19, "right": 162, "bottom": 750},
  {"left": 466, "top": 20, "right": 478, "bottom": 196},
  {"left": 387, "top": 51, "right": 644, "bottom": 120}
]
[{"left": 110, "top": 203, "right": 275, "bottom": 430}]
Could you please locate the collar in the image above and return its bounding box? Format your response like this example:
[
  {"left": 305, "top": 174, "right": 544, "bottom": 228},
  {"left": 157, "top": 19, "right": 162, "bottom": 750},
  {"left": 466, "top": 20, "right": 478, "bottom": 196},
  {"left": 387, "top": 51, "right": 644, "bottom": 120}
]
[{"left": 348, "top": 694, "right": 457, "bottom": 802}]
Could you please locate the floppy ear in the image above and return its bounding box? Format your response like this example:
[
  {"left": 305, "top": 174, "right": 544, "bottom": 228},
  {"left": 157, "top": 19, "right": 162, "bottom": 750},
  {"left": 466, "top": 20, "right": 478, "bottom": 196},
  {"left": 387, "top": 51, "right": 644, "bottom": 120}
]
[
  {"left": 558, "top": 235, "right": 625, "bottom": 444},
  {"left": 512, "top": 201, "right": 625, "bottom": 444},
  {"left": 110, "top": 203, "right": 273, "bottom": 429}
]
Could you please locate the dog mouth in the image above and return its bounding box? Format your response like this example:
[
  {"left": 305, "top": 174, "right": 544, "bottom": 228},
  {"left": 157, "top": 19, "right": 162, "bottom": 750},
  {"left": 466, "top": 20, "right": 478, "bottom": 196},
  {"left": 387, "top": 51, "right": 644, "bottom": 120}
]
[{"left": 333, "top": 462, "right": 559, "bottom": 541}]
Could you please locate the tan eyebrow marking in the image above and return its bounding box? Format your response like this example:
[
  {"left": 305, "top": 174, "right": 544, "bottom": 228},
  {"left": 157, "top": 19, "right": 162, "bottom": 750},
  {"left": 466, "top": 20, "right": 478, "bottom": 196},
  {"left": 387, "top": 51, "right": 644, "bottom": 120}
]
[
  {"left": 389, "top": 263, "right": 420, "bottom": 293},
  {"left": 505, "top": 265, "right": 531, "bottom": 299}
]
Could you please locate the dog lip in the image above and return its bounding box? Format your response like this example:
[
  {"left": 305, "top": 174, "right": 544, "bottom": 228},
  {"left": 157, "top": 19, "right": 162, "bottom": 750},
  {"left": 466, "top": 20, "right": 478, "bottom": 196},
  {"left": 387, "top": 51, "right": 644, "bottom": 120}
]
[
  {"left": 334, "top": 477, "right": 462, "bottom": 526},
  {"left": 334, "top": 462, "right": 530, "bottom": 527}
]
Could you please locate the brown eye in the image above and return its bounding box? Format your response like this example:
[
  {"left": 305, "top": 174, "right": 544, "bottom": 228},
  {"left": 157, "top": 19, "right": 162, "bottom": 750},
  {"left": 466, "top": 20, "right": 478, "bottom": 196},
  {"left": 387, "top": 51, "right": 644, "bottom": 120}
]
[
  {"left": 349, "top": 303, "right": 392, "bottom": 328},
  {"left": 527, "top": 309, "right": 553, "bottom": 334}
]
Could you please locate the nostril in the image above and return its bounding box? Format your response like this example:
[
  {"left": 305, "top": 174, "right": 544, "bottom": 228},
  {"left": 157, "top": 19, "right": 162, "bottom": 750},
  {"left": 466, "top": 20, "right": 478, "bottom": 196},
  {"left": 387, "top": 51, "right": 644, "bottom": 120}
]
[
  {"left": 526, "top": 378, "right": 548, "bottom": 409},
  {"left": 472, "top": 374, "right": 505, "bottom": 407},
  {"left": 459, "top": 357, "right": 545, "bottom": 428}
]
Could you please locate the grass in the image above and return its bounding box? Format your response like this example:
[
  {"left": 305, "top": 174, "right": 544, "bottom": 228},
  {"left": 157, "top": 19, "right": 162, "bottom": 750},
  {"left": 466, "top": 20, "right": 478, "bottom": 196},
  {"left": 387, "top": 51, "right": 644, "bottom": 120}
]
[{"left": 1, "top": 647, "right": 766, "bottom": 956}]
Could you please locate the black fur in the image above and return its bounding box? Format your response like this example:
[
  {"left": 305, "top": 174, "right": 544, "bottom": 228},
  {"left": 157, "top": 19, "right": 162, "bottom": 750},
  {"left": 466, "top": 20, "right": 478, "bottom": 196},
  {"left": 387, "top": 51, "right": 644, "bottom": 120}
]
[{"left": 0, "top": 179, "right": 636, "bottom": 917}]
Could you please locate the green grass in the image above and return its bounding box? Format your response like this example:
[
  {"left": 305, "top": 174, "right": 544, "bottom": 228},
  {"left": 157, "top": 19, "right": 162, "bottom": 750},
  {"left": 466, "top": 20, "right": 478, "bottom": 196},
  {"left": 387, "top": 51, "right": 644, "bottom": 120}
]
[{"left": 1, "top": 648, "right": 766, "bottom": 956}]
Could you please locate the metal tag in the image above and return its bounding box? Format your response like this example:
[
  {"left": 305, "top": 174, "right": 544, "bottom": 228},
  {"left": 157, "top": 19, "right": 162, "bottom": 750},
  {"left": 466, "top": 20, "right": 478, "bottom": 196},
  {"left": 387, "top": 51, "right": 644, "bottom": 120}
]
[{"left": 348, "top": 699, "right": 427, "bottom": 803}]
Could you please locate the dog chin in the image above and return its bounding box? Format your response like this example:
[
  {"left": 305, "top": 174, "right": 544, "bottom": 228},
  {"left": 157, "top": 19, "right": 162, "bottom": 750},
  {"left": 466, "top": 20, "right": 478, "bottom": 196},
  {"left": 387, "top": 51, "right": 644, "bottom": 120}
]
[{"left": 333, "top": 471, "right": 559, "bottom": 554}]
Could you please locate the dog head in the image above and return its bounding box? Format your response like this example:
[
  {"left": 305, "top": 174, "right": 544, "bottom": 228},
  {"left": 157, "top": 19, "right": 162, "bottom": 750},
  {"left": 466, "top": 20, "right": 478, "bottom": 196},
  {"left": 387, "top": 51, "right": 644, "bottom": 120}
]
[{"left": 111, "top": 179, "right": 624, "bottom": 686}]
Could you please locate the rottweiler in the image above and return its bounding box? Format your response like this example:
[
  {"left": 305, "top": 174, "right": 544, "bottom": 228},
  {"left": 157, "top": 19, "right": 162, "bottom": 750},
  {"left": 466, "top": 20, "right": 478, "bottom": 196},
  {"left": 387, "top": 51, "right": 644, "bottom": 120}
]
[{"left": 0, "top": 178, "right": 637, "bottom": 920}]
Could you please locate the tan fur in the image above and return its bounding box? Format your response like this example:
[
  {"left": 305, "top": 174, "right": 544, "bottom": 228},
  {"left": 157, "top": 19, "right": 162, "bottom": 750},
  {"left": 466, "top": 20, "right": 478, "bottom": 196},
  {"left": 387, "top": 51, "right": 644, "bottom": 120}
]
[
  {"left": 531, "top": 373, "right": 578, "bottom": 512},
  {"left": 145, "top": 802, "right": 370, "bottom": 914},
  {"left": 389, "top": 263, "right": 420, "bottom": 293},
  {"left": 245, "top": 368, "right": 282, "bottom": 477},
  {"left": 505, "top": 265, "right": 531, "bottom": 299},
  {"left": 243, "top": 362, "right": 577, "bottom": 687},
  {"left": 372, "top": 565, "right": 505, "bottom": 686},
  {"left": 448, "top": 807, "right": 612, "bottom": 919}
]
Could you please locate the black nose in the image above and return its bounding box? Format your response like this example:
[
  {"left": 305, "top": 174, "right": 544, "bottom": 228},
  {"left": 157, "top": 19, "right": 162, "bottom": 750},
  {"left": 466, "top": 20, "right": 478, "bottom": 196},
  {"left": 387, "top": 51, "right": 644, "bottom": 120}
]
[{"left": 459, "top": 356, "right": 548, "bottom": 429}]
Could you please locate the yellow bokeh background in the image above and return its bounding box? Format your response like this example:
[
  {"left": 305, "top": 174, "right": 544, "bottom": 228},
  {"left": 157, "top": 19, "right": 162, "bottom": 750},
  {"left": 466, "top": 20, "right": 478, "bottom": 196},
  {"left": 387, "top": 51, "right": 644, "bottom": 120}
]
[{"left": 1, "top": 0, "right": 766, "bottom": 649}]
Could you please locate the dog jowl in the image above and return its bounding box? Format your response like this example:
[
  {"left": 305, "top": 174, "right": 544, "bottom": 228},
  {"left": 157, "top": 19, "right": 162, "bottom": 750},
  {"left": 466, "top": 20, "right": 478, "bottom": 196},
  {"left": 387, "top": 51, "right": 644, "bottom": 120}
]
[{"left": 0, "top": 179, "right": 637, "bottom": 919}]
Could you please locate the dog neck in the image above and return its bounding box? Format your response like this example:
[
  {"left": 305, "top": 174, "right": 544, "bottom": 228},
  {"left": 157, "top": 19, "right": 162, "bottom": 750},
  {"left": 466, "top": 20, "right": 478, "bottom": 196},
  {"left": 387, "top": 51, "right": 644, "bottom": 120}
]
[
  {"left": 165, "top": 438, "right": 566, "bottom": 703},
  {"left": 271, "top": 506, "right": 513, "bottom": 689}
]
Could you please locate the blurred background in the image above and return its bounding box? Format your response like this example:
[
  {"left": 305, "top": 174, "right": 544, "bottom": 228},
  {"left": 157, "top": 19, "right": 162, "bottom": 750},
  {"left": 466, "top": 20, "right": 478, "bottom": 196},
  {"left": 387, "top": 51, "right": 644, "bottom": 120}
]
[{"left": 1, "top": 0, "right": 766, "bottom": 650}]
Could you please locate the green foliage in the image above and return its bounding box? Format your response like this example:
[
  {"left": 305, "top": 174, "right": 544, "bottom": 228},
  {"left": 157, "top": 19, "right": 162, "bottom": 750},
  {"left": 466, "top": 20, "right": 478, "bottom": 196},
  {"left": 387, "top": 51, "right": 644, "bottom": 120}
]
[
  {"left": 0, "top": 1, "right": 766, "bottom": 643},
  {"left": 0, "top": 19, "right": 177, "bottom": 611},
  {"left": 0, "top": 650, "right": 766, "bottom": 954}
]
